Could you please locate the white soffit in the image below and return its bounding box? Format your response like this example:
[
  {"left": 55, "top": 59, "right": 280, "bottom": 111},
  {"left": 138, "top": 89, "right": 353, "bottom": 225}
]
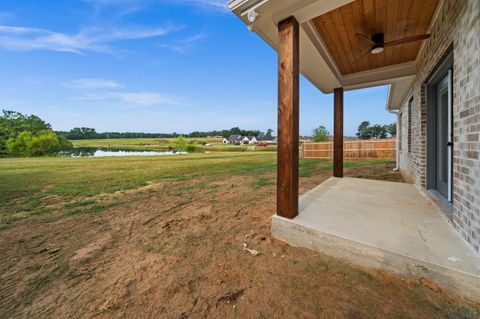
[{"left": 386, "top": 76, "right": 416, "bottom": 110}]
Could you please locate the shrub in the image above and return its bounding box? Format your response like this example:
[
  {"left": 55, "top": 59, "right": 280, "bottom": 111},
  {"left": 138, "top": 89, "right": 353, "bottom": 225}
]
[
  {"left": 185, "top": 145, "right": 197, "bottom": 153},
  {"left": 6, "top": 130, "right": 73, "bottom": 156},
  {"left": 173, "top": 135, "right": 188, "bottom": 152},
  {"left": 6, "top": 131, "right": 33, "bottom": 155}
]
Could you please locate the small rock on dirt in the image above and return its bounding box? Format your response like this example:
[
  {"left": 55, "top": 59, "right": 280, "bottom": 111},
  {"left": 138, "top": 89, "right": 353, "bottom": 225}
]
[{"left": 243, "top": 243, "right": 260, "bottom": 256}]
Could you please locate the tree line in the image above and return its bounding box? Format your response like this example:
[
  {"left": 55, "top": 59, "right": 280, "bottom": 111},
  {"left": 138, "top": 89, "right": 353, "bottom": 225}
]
[
  {"left": 0, "top": 110, "right": 73, "bottom": 156},
  {"left": 356, "top": 121, "right": 396, "bottom": 139},
  {"left": 311, "top": 121, "right": 396, "bottom": 142},
  {"left": 56, "top": 127, "right": 268, "bottom": 140}
]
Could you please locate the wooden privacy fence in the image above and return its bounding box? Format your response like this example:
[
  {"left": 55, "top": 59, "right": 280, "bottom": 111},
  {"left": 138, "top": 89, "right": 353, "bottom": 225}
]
[{"left": 303, "top": 139, "right": 396, "bottom": 159}]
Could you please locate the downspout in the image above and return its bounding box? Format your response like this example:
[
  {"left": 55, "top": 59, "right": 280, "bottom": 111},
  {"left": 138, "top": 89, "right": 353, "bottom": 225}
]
[
  {"left": 385, "top": 106, "right": 400, "bottom": 171},
  {"left": 385, "top": 85, "right": 399, "bottom": 171}
]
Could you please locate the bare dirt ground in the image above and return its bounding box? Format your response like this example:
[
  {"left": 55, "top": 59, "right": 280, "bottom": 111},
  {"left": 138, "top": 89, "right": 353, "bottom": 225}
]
[{"left": 0, "top": 163, "right": 478, "bottom": 318}]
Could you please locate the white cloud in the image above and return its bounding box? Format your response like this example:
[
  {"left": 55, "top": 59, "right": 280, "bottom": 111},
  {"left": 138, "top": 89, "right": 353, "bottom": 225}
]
[
  {"left": 159, "top": 32, "right": 207, "bottom": 53},
  {"left": 84, "top": 0, "right": 146, "bottom": 16},
  {"left": 190, "top": 0, "right": 228, "bottom": 10},
  {"left": 164, "top": 0, "right": 228, "bottom": 12},
  {"left": 86, "top": 0, "right": 228, "bottom": 11},
  {"left": 64, "top": 78, "right": 123, "bottom": 89},
  {"left": 77, "top": 91, "right": 182, "bottom": 106},
  {"left": 0, "top": 23, "right": 181, "bottom": 54},
  {"left": 111, "top": 92, "right": 175, "bottom": 105}
]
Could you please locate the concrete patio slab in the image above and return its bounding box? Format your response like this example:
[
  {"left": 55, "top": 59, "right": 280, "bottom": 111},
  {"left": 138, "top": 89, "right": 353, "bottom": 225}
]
[{"left": 272, "top": 177, "right": 480, "bottom": 300}]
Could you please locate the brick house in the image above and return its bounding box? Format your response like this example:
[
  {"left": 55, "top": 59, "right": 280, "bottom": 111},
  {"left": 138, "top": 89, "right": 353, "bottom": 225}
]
[
  {"left": 230, "top": 0, "right": 480, "bottom": 298},
  {"left": 395, "top": 0, "right": 480, "bottom": 253}
]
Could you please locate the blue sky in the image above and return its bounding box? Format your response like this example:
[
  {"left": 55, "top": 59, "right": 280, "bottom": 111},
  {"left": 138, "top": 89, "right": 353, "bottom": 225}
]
[{"left": 0, "top": 0, "right": 395, "bottom": 136}]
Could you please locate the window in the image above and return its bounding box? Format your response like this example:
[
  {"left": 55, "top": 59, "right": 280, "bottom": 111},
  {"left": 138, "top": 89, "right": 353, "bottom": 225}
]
[{"left": 408, "top": 97, "right": 413, "bottom": 153}]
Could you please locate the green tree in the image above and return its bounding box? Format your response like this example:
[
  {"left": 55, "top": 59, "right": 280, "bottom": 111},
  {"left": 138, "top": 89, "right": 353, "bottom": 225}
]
[
  {"left": 356, "top": 121, "right": 390, "bottom": 139},
  {"left": 1, "top": 110, "right": 73, "bottom": 156},
  {"left": 173, "top": 135, "right": 188, "bottom": 152},
  {"left": 1, "top": 110, "right": 50, "bottom": 137},
  {"left": 356, "top": 121, "right": 371, "bottom": 139},
  {"left": 369, "top": 124, "right": 388, "bottom": 139},
  {"left": 6, "top": 131, "right": 33, "bottom": 155},
  {"left": 313, "top": 125, "right": 329, "bottom": 142},
  {"left": 229, "top": 127, "right": 242, "bottom": 135},
  {"left": 266, "top": 128, "right": 274, "bottom": 137},
  {"left": 1, "top": 110, "right": 51, "bottom": 154},
  {"left": 385, "top": 123, "right": 396, "bottom": 137}
]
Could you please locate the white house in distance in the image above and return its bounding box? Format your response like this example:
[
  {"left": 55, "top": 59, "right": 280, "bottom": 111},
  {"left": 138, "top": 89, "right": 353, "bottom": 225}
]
[
  {"left": 247, "top": 136, "right": 258, "bottom": 144},
  {"left": 223, "top": 135, "right": 259, "bottom": 145},
  {"left": 256, "top": 135, "right": 277, "bottom": 144}
]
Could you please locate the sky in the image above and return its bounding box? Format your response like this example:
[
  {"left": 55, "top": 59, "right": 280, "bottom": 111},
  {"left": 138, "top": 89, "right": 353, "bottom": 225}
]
[{"left": 0, "top": 0, "right": 395, "bottom": 136}]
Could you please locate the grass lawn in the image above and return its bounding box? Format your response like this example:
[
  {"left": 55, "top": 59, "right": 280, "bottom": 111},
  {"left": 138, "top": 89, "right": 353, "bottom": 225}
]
[
  {"left": 0, "top": 153, "right": 393, "bottom": 227},
  {"left": 70, "top": 137, "right": 277, "bottom": 152},
  {"left": 0, "top": 153, "right": 478, "bottom": 318}
]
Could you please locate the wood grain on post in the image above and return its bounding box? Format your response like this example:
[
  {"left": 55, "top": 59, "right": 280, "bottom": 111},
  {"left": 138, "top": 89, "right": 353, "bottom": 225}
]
[
  {"left": 277, "top": 16, "right": 299, "bottom": 219},
  {"left": 334, "top": 87, "right": 344, "bottom": 177}
]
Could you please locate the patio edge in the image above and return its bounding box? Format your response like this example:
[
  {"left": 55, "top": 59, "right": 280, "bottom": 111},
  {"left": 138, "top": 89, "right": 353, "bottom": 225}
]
[{"left": 272, "top": 214, "right": 480, "bottom": 301}]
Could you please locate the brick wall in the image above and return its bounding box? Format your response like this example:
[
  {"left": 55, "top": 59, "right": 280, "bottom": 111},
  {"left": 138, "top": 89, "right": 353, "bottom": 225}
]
[{"left": 398, "top": 0, "right": 480, "bottom": 253}]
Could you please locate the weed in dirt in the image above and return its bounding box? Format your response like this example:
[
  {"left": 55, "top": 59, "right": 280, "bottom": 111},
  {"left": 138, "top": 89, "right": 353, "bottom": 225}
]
[
  {"left": 305, "top": 257, "right": 330, "bottom": 275},
  {"left": 167, "top": 185, "right": 195, "bottom": 196},
  {"left": 310, "top": 303, "right": 323, "bottom": 317},
  {"left": 356, "top": 269, "right": 377, "bottom": 285},
  {"left": 64, "top": 199, "right": 97, "bottom": 208},
  {"left": 162, "top": 174, "right": 188, "bottom": 181},
  {"left": 195, "top": 182, "right": 207, "bottom": 190},
  {"left": 253, "top": 177, "right": 272, "bottom": 188},
  {"left": 223, "top": 242, "right": 233, "bottom": 257},
  {"left": 0, "top": 222, "right": 11, "bottom": 230},
  {"left": 63, "top": 208, "right": 84, "bottom": 217},
  {"left": 445, "top": 305, "right": 480, "bottom": 319},
  {"left": 185, "top": 233, "right": 201, "bottom": 246}
]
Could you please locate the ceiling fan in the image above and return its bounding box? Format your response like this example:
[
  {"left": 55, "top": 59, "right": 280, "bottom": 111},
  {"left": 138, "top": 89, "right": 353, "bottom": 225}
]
[{"left": 355, "top": 32, "right": 430, "bottom": 60}]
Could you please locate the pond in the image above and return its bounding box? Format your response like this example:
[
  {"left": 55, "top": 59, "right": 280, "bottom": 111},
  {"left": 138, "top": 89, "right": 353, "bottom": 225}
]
[{"left": 59, "top": 147, "right": 187, "bottom": 157}]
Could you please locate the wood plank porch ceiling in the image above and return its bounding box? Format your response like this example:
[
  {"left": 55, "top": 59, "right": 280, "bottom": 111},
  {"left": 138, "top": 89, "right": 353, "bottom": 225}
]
[{"left": 311, "top": 0, "right": 439, "bottom": 75}]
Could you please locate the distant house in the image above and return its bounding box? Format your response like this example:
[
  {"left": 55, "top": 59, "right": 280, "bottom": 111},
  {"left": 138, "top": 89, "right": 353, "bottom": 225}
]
[
  {"left": 224, "top": 135, "right": 245, "bottom": 145},
  {"left": 247, "top": 136, "right": 258, "bottom": 144},
  {"left": 299, "top": 136, "right": 313, "bottom": 144},
  {"left": 224, "top": 135, "right": 259, "bottom": 145},
  {"left": 257, "top": 135, "right": 277, "bottom": 144},
  {"left": 223, "top": 135, "right": 238, "bottom": 144}
]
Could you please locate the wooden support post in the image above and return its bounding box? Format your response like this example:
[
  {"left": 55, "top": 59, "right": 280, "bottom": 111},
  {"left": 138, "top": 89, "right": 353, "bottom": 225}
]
[
  {"left": 334, "top": 87, "right": 344, "bottom": 177},
  {"left": 277, "top": 16, "right": 299, "bottom": 219}
]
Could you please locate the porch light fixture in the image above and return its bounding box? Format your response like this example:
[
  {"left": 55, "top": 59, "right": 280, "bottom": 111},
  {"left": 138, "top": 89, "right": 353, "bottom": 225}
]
[
  {"left": 371, "top": 46, "right": 384, "bottom": 54},
  {"left": 246, "top": 9, "right": 258, "bottom": 32},
  {"left": 247, "top": 9, "right": 258, "bottom": 23}
]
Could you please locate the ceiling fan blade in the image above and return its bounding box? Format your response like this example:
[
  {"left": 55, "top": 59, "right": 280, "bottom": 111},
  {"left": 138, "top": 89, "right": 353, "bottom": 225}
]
[
  {"left": 383, "top": 34, "right": 430, "bottom": 47},
  {"left": 354, "top": 50, "right": 371, "bottom": 62},
  {"left": 355, "top": 33, "right": 374, "bottom": 44}
]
